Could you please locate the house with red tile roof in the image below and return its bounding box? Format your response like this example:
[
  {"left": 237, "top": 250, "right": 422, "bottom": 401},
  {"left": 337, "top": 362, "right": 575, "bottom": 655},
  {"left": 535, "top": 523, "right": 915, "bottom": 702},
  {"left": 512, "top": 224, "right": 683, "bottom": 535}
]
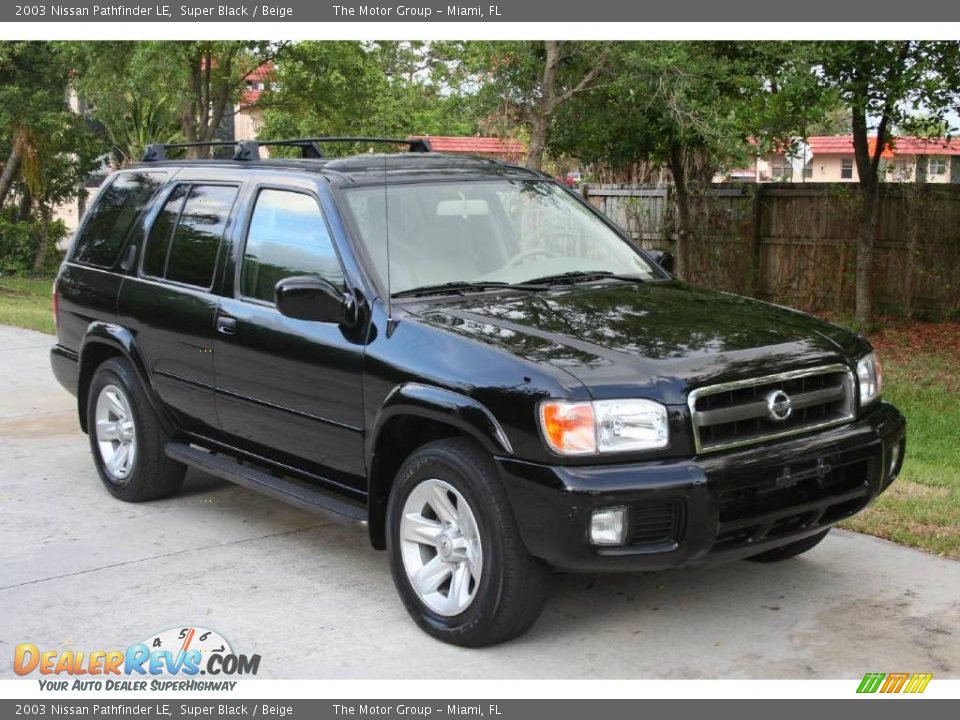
[
  {"left": 407, "top": 136, "right": 527, "bottom": 164},
  {"left": 722, "top": 135, "right": 960, "bottom": 184},
  {"left": 234, "top": 63, "right": 273, "bottom": 143},
  {"left": 804, "top": 135, "right": 960, "bottom": 184}
]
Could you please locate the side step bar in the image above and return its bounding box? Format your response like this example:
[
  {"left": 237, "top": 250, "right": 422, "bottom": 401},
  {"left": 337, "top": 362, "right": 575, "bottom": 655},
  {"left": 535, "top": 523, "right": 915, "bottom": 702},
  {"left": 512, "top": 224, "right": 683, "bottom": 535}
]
[{"left": 165, "top": 442, "right": 367, "bottom": 524}]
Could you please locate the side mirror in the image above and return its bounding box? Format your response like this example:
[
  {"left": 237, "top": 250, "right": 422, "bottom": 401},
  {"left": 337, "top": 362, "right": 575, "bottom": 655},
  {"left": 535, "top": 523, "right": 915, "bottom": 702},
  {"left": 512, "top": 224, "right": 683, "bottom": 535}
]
[
  {"left": 275, "top": 276, "right": 355, "bottom": 325},
  {"left": 647, "top": 249, "right": 675, "bottom": 274}
]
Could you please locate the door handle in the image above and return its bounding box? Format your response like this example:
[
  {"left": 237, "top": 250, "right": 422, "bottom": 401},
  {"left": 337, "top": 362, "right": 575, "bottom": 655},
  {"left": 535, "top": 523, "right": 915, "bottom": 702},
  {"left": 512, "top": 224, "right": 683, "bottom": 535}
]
[{"left": 217, "top": 315, "right": 238, "bottom": 334}]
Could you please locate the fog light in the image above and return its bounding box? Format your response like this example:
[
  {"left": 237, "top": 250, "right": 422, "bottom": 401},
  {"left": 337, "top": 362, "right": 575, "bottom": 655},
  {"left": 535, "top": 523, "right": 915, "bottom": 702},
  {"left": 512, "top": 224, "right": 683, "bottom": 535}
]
[{"left": 590, "top": 507, "right": 627, "bottom": 546}]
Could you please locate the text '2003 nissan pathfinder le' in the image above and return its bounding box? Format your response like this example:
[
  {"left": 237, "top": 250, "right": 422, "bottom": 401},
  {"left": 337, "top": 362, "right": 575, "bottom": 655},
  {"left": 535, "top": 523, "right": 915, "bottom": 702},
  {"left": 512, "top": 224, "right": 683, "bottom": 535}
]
[{"left": 51, "top": 137, "right": 906, "bottom": 646}]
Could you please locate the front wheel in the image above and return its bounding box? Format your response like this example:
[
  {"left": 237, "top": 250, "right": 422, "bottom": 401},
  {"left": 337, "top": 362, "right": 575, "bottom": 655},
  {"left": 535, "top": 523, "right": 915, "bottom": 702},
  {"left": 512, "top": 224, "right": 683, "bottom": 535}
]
[{"left": 386, "top": 438, "right": 548, "bottom": 647}]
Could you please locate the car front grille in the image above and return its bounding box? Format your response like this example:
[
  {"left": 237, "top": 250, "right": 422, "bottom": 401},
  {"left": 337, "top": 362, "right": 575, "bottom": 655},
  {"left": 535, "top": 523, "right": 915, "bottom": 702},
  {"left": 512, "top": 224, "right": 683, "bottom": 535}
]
[{"left": 688, "top": 364, "right": 856, "bottom": 454}]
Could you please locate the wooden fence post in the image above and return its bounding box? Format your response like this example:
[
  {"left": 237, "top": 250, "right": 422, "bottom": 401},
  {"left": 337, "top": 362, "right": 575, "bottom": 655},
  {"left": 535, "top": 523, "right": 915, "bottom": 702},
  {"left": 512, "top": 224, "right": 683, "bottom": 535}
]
[{"left": 750, "top": 184, "right": 764, "bottom": 297}]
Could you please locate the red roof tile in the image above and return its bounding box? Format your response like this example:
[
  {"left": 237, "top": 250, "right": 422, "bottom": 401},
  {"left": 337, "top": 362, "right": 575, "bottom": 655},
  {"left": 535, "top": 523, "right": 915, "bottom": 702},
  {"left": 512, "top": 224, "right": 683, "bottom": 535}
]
[
  {"left": 807, "top": 136, "right": 856, "bottom": 155},
  {"left": 240, "top": 63, "right": 273, "bottom": 107},
  {"left": 408, "top": 135, "right": 526, "bottom": 156},
  {"left": 808, "top": 135, "right": 960, "bottom": 157},
  {"left": 891, "top": 137, "right": 960, "bottom": 156}
]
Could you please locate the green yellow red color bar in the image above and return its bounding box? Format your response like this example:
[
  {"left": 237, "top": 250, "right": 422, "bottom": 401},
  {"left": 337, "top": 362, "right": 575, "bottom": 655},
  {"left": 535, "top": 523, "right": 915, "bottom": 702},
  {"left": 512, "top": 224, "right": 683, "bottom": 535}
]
[{"left": 857, "top": 673, "right": 933, "bottom": 694}]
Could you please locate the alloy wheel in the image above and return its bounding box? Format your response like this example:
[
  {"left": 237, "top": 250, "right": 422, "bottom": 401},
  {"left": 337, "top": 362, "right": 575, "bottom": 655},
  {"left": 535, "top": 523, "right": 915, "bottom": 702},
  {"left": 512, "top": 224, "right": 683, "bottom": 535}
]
[
  {"left": 94, "top": 383, "right": 137, "bottom": 482},
  {"left": 399, "top": 478, "right": 483, "bottom": 616}
]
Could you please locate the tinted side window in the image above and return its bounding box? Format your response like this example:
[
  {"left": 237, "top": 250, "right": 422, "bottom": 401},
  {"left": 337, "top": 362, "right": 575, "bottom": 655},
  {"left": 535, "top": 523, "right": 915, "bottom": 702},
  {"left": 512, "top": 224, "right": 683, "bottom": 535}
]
[
  {"left": 165, "top": 185, "right": 238, "bottom": 288},
  {"left": 142, "top": 185, "right": 188, "bottom": 278},
  {"left": 72, "top": 172, "right": 166, "bottom": 267},
  {"left": 240, "top": 189, "right": 344, "bottom": 303}
]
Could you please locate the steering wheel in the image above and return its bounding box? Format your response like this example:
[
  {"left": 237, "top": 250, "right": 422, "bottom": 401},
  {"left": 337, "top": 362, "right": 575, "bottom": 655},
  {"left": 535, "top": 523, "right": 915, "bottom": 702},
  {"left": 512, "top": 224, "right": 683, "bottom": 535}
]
[{"left": 506, "top": 249, "right": 559, "bottom": 268}]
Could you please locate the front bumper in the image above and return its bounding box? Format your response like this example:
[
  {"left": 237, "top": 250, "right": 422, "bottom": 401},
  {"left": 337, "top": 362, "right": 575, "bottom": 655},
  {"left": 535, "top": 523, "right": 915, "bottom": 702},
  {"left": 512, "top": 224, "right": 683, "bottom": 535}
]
[{"left": 498, "top": 402, "right": 906, "bottom": 572}]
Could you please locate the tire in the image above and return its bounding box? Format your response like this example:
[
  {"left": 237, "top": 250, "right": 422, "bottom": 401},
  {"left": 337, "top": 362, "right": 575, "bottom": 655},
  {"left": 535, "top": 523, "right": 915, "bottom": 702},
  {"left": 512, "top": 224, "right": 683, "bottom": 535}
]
[
  {"left": 386, "top": 438, "right": 548, "bottom": 647},
  {"left": 744, "top": 528, "right": 831, "bottom": 563},
  {"left": 86, "top": 357, "right": 185, "bottom": 502}
]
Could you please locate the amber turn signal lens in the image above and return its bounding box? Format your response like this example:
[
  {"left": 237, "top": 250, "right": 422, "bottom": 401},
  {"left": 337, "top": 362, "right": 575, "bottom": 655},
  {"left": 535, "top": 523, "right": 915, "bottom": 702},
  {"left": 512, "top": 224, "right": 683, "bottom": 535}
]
[{"left": 540, "top": 401, "right": 596, "bottom": 454}]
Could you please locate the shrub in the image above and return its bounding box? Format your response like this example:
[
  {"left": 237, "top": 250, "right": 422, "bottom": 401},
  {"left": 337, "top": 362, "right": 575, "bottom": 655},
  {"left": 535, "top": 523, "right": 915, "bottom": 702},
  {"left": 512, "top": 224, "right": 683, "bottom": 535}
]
[{"left": 0, "top": 210, "right": 69, "bottom": 275}]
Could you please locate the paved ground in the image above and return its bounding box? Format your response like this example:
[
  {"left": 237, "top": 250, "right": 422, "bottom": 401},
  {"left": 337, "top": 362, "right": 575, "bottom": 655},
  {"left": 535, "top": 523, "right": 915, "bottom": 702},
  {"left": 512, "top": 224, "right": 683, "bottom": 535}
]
[{"left": 1, "top": 324, "right": 958, "bottom": 679}]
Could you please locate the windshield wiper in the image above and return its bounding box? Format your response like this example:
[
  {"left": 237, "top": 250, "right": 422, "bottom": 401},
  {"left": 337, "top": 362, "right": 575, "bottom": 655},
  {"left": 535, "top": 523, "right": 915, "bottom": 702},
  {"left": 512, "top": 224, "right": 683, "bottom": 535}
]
[
  {"left": 392, "top": 280, "right": 547, "bottom": 298},
  {"left": 519, "top": 270, "right": 647, "bottom": 286}
]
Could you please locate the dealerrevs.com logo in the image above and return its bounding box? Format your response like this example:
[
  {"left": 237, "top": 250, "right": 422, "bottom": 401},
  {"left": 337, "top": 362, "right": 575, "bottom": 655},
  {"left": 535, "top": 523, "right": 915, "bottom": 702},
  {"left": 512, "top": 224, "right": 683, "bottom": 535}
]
[{"left": 14, "top": 626, "right": 260, "bottom": 692}]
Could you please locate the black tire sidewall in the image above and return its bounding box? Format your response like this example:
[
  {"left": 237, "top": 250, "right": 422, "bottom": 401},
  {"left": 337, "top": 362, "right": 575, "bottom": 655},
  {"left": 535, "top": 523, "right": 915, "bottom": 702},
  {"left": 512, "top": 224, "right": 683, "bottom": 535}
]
[
  {"left": 386, "top": 443, "right": 511, "bottom": 642},
  {"left": 87, "top": 362, "right": 144, "bottom": 497},
  {"left": 86, "top": 357, "right": 181, "bottom": 502}
]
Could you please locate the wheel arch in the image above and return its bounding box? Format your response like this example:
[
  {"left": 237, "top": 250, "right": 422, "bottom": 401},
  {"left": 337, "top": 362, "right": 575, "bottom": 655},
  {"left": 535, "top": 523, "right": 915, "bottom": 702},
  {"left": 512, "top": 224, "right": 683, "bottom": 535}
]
[
  {"left": 77, "top": 322, "right": 173, "bottom": 435},
  {"left": 365, "top": 384, "right": 513, "bottom": 550}
]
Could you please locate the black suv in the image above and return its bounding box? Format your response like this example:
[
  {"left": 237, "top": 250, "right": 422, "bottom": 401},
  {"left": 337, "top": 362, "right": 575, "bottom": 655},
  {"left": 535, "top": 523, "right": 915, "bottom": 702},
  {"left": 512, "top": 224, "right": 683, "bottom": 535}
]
[{"left": 51, "top": 137, "right": 906, "bottom": 646}]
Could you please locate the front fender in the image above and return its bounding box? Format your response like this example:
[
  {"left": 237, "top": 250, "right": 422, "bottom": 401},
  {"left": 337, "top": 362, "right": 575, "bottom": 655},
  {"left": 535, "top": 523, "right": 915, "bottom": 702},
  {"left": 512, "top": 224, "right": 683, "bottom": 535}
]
[{"left": 367, "top": 383, "right": 513, "bottom": 467}]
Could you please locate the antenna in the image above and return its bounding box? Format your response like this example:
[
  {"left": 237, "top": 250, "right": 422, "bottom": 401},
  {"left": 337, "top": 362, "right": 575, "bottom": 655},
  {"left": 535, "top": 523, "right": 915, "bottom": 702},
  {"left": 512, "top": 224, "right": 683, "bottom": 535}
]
[{"left": 384, "top": 150, "right": 395, "bottom": 335}]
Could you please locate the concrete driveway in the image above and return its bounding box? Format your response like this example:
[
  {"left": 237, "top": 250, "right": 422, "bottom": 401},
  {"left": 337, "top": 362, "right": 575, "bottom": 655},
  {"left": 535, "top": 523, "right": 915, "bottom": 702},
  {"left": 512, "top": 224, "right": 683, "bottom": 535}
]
[{"left": 1, "top": 324, "right": 958, "bottom": 679}]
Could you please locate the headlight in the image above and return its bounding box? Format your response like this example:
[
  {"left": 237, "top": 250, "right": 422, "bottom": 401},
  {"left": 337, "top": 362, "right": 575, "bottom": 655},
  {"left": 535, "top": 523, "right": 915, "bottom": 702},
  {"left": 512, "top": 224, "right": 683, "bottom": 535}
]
[
  {"left": 539, "top": 399, "right": 669, "bottom": 455},
  {"left": 857, "top": 352, "right": 882, "bottom": 405}
]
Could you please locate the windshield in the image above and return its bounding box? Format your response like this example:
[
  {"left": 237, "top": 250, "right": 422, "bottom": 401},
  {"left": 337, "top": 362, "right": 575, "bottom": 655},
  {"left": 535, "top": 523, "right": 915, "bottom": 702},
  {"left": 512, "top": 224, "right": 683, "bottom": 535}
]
[{"left": 343, "top": 179, "right": 656, "bottom": 295}]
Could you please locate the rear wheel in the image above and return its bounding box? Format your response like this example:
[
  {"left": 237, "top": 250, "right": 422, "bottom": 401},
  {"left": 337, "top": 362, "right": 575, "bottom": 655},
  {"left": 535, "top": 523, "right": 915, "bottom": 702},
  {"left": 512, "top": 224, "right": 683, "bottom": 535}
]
[
  {"left": 87, "top": 357, "right": 185, "bottom": 502},
  {"left": 386, "top": 438, "right": 548, "bottom": 647},
  {"left": 744, "top": 528, "right": 831, "bottom": 563}
]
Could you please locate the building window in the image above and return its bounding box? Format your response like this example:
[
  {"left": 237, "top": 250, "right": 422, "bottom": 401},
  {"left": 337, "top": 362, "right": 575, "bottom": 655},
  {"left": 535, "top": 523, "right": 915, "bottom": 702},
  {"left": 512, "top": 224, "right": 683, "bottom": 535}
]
[
  {"left": 929, "top": 157, "right": 947, "bottom": 175},
  {"left": 770, "top": 157, "right": 793, "bottom": 182},
  {"left": 841, "top": 158, "right": 854, "bottom": 179},
  {"left": 802, "top": 166, "right": 813, "bottom": 179}
]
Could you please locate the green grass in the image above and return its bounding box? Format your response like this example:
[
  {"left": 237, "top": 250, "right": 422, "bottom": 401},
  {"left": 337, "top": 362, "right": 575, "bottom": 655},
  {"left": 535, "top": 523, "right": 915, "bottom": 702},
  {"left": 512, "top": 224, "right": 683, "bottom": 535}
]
[
  {"left": 0, "top": 276, "right": 956, "bottom": 556},
  {"left": 841, "top": 322, "right": 960, "bottom": 558},
  {"left": 0, "top": 274, "right": 56, "bottom": 335}
]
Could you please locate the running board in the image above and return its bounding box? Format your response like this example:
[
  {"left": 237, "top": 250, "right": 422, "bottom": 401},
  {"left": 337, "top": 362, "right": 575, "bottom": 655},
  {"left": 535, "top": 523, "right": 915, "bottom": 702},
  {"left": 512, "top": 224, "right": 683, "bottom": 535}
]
[{"left": 165, "top": 442, "right": 367, "bottom": 524}]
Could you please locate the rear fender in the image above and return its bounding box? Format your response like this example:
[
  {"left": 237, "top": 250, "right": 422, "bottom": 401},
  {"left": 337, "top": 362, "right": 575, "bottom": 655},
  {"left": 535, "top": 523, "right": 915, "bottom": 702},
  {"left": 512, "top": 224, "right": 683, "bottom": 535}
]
[{"left": 78, "top": 322, "right": 174, "bottom": 435}]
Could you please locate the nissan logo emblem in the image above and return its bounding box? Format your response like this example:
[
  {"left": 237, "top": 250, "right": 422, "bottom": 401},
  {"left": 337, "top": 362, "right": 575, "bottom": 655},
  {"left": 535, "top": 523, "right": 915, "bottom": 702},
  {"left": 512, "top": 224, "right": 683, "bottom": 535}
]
[{"left": 766, "top": 390, "right": 793, "bottom": 422}]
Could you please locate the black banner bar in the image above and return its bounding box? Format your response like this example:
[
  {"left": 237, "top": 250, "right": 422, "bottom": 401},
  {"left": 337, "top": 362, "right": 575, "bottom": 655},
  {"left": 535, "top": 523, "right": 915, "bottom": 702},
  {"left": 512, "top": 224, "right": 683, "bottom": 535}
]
[
  {"left": 1, "top": 700, "right": 959, "bottom": 719},
  {"left": 5, "top": 0, "right": 960, "bottom": 23}
]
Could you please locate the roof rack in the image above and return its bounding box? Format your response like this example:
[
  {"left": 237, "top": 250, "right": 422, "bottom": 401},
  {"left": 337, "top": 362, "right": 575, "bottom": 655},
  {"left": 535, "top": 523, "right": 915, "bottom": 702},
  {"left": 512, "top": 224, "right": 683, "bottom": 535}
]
[{"left": 142, "top": 136, "right": 433, "bottom": 162}]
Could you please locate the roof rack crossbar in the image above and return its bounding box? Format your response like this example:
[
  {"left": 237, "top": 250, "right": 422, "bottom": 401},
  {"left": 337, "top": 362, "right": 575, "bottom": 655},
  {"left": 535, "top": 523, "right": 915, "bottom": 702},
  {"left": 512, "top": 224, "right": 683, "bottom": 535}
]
[{"left": 142, "top": 136, "right": 432, "bottom": 162}]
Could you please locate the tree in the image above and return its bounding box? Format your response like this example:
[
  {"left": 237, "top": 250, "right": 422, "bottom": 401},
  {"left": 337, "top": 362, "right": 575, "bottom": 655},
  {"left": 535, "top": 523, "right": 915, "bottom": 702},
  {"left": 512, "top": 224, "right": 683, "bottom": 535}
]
[
  {"left": 815, "top": 41, "right": 960, "bottom": 326},
  {"left": 549, "top": 42, "right": 826, "bottom": 278},
  {"left": 67, "top": 42, "right": 183, "bottom": 166},
  {"left": 0, "top": 42, "right": 74, "bottom": 206},
  {"left": 258, "top": 41, "right": 477, "bottom": 149},
  {"left": 0, "top": 42, "right": 103, "bottom": 269},
  {"left": 451, "top": 41, "right": 609, "bottom": 171},
  {"left": 73, "top": 41, "right": 283, "bottom": 160}
]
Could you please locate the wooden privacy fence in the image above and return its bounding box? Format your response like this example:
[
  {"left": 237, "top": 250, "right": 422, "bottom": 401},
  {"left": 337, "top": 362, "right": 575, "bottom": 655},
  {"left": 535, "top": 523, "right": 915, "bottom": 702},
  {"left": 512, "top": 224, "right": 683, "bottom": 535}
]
[{"left": 583, "top": 182, "right": 960, "bottom": 319}]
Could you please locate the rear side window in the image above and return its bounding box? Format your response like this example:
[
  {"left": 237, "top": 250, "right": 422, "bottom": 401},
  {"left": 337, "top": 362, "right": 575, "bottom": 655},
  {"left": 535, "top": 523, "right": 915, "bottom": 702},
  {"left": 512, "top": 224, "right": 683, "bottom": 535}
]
[
  {"left": 240, "top": 189, "right": 344, "bottom": 303},
  {"left": 72, "top": 172, "right": 166, "bottom": 267},
  {"left": 142, "top": 185, "right": 188, "bottom": 278},
  {"left": 142, "top": 184, "right": 238, "bottom": 289}
]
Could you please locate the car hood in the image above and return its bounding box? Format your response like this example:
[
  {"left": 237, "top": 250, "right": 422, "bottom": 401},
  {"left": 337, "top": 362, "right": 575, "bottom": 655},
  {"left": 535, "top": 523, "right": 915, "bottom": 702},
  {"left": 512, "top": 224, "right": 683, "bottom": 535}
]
[{"left": 408, "top": 280, "right": 866, "bottom": 404}]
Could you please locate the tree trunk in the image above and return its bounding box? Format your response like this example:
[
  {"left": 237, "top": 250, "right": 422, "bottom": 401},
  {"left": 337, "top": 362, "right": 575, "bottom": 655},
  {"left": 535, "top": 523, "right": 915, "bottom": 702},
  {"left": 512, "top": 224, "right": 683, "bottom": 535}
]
[
  {"left": 850, "top": 98, "right": 888, "bottom": 328},
  {"left": 17, "top": 191, "right": 33, "bottom": 222},
  {"left": 525, "top": 41, "right": 560, "bottom": 172},
  {"left": 32, "top": 206, "right": 51, "bottom": 273},
  {"left": 0, "top": 142, "right": 23, "bottom": 207},
  {"left": 854, "top": 178, "right": 879, "bottom": 327},
  {"left": 668, "top": 145, "right": 693, "bottom": 280},
  {"left": 526, "top": 114, "right": 547, "bottom": 172}
]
